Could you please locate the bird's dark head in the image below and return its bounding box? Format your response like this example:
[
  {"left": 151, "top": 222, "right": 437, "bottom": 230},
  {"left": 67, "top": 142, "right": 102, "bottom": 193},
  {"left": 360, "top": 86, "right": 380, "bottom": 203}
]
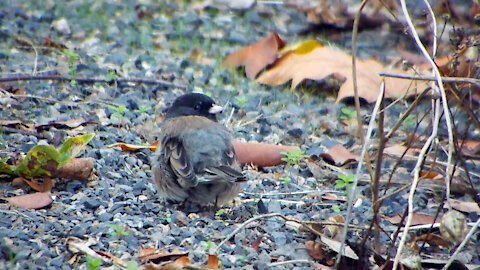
[{"left": 165, "top": 93, "right": 223, "bottom": 121}]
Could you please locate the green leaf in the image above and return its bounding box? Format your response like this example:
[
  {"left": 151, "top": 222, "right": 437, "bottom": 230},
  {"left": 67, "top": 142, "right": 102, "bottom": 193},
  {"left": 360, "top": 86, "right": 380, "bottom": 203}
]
[
  {"left": 15, "top": 145, "right": 60, "bottom": 179},
  {"left": 0, "top": 157, "right": 14, "bottom": 175},
  {"left": 334, "top": 180, "right": 346, "bottom": 189},
  {"left": 58, "top": 133, "right": 95, "bottom": 165},
  {"left": 86, "top": 256, "right": 101, "bottom": 270},
  {"left": 126, "top": 261, "right": 138, "bottom": 270}
]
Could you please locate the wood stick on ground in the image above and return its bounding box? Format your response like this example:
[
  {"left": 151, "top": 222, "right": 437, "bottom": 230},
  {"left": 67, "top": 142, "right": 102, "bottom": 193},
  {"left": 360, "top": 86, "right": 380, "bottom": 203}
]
[{"left": 0, "top": 74, "right": 187, "bottom": 89}]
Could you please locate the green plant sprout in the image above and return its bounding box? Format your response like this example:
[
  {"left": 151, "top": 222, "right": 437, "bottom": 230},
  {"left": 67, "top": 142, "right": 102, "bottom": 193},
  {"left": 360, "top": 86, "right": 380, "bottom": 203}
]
[
  {"left": 332, "top": 204, "right": 341, "bottom": 213},
  {"left": 166, "top": 212, "right": 172, "bottom": 223},
  {"left": 200, "top": 240, "right": 216, "bottom": 253},
  {"left": 402, "top": 113, "right": 417, "bottom": 131},
  {"left": 279, "top": 175, "right": 291, "bottom": 184},
  {"left": 235, "top": 96, "right": 247, "bottom": 108},
  {"left": 63, "top": 48, "right": 79, "bottom": 87},
  {"left": 108, "top": 104, "right": 128, "bottom": 119},
  {"left": 339, "top": 106, "right": 356, "bottom": 120},
  {"left": 105, "top": 70, "right": 118, "bottom": 82},
  {"left": 109, "top": 224, "right": 128, "bottom": 239},
  {"left": 215, "top": 209, "right": 225, "bottom": 216},
  {"left": 281, "top": 149, "right": 308, "bottom": 167},
  {"left": 135, "top": 104, "right": 149, "bottom": 114},
  {"left": 335, "top": 173, "right": 354, "bottom": 197},
  {"left": 108, "top": 224, "right": 138, "bottom": 269},
  {"left": 86, "top": 256, "right": 101, "bottom": 270}
]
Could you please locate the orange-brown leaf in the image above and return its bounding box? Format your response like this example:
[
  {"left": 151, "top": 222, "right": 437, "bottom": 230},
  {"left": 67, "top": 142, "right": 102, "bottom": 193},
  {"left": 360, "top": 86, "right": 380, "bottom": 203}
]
[
  {"left": 412, "top": 233, "right": 451, "bottom": 249},
  {"left": 224, "top": 32, "right": 286, "bottom": 78},
  {"left": 450, "top": 199, "right": 480, "bottom": 214},
  {"left": 320, "top": 143, "right": 358, "bottom": 166},
  {"left": 24, "top": 176, "right": 54, "bottom": 192},
  {"left": 108, "top": 142, "right": 158, "bottom": 152},
  {"left": 160, "top": 256, "right": 191, "bottom": 270},
  {"left": 232, "top": 141, "right": 299, "bottom": 167},
  {"left": 205, "top": 254, "right": 220, "bottom": 269},
  {"left": 257, "top": 40, "right": 427, "bottom": 103},
  {"left": 138, "top": 248, "right": 188, "bottom": 262},
  {"left": 305, "top": 240, "right": 325, "bottom": 260},
  {"left": 383, "top": 213, "right": 440, "bottom": 225},
  {"left": 3, "top": 192, "right": 54, "bottom": 209}
]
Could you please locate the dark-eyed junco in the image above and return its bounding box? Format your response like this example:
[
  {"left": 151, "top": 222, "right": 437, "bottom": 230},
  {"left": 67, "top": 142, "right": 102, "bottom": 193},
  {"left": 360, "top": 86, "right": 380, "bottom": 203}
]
[{"left": 151, "top": 93, "right": 246, "bottom": 207}]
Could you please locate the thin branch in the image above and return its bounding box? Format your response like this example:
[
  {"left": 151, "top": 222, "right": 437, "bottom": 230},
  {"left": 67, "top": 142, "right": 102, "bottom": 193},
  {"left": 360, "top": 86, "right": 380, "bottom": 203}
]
[
  {"left": 213, "top": 213, "right": 366, "bottom": 255},
  {"left": 350, "top": 0, "right": 375, "bottom": 181},
  {"left": 268, "top": 260, "right": 316, "bottom": 268},
  {"left": 337, "top": 81, "right": 384, "bottom": 266},
  {"left": 394, "top": 0, "right": 456, "bottom": 267},
  {"left": 379, "top": 72, "right": 480, "bottom": 87},
  {"left": 393, "top": 97, "right": 442, "bottom": 269},
  {"left": 0, "top": 74, "right": 187, "bottom": 89}
]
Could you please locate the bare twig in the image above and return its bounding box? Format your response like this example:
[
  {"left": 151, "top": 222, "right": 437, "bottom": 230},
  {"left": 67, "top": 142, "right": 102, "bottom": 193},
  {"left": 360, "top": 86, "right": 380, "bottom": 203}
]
[
  {"left": 268, "top": 260, "right": 316, "bottom": 268},
  {"left": 214, "top": 213, "right": 320, "bottom": 254},
  {"left": 0, "top": 88, "right": 60, "bottom": 103},
  {"left": 372, "top": 88, "right": 385, "bottom": 253},
  {"left": 379, "top": 72, "right": 480, "bottom": 87},
  {"left": 393, "top": 98, "right": 442, "bottom": 269},
  {"left": 0, "top": 74, "right": 187, "bottom": 89},
  {"left": 337, "top": 81, "right": 384, "bottom": 266},
  {"left": 214, "top": 212, "right": 368, "bottom": 255},
  {"left": 393, "top": 0, "right": 456, "bottom": 268}
]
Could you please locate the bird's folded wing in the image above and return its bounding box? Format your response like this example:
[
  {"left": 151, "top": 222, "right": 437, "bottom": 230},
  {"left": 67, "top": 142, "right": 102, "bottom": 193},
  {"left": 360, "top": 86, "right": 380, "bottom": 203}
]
[
  {"left": 200, "top": 165, "right": 246, "bottom": 183},
  {"left": 163, "top": 137, "right": 197, "bottom": 188}
]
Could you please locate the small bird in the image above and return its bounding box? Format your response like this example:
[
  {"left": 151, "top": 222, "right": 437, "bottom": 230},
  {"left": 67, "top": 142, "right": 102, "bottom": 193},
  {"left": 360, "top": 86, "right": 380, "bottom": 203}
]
[{"left": 151, "top": 93, "right": 246, "bottom": 208}]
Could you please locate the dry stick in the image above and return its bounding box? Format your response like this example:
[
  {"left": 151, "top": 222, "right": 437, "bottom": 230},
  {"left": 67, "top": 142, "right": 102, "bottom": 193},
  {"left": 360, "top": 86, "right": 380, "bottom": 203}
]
[
  {"left": 379, "top": 72, "right": 480, "bottom": 88},
  {"left": 0, "top": 74, "right": 187, "bottom": 89},
  {"left": 0, "top": 88, "right": 60, "bottom": 103},
  {"left": 335, "top": 1, "right": 371, "bottom": 265},
  {"left": 214, "top": 213, "right": 367, "bottom": 255},
  {"left": 350, "top": 0, "right": 375, "bottom": 181},
  {"left": 336, "top": 81, "right": 384, "bottom": 267},
  {"left": 394, "top": 0, "right": 457, "bottom": 268},
  {"left": 393, "top": 95, "right": 442, "bottom": 269},
  {"left": 268, "top": 260, "right": 316, "bottom": 268},
  {"left": 443, "top": 218, "right": 480, "bottom": 270},
  {"left": 372, "top": 90, "right": 385, "bottom": 253}
]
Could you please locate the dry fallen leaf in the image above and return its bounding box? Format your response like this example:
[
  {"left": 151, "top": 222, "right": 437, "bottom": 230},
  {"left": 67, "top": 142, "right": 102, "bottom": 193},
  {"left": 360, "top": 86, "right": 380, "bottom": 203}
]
[
  {"left": 439, "top": 210, "right": 468, "bottom": 245},
  {"left": 24, "top": 176, "right": 54, "bottom": 192},
  {"left": 324, "top": 215, "right": 345, "bottom": 240},
  {"left": 450, "top": 199, "right": 480, "bottom": 214},
  {"left": 3, "top": 192, "right": 54, "bottom": 209},
  {"left": 320, "top": 143, "right": 358, "bottom": 166},
  {"left": 257, "top": 39, "right": 427, "bottom": 103},
  {"left": 383, "top": 144, "right": 421, "bottom": 158},
  {"left": 320, "top": 235, "right": 359, "bottom": 260},
  {"left": 411, "top": 233, "right": 451, "bottom": 249},
  {"left": 382, "top": 213, "right": 440, "bottom": 226},
  {"left": 305, "top": 240, "right": 326, "bottom": 260},
  {"left": 54, "top": 157, "right": 94, "bottom": 180},
  {"left": 138, "top": 248, "right": 188, "bottom": 262},
  {"left": 108, "top": 142, "right": 158, "bottom": 152},
  {"left": 224, "top": 32, "right": 286, "bottom": 78},
  {"left": 459, "top": 140, "right": 480, "bottom": 156},
  {"left": 205, "top": 254, "right": 220, "bottom": 269}
]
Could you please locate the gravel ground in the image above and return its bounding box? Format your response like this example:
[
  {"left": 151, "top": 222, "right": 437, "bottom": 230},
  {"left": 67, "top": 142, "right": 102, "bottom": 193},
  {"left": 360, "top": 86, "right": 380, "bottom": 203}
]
[{"left": 1, "top": 1, "right": 479, "bottom": 269}]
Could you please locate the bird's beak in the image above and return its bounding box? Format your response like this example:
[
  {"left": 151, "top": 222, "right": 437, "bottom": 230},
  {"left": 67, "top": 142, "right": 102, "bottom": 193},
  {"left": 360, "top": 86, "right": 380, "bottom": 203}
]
[{"left": 208, "top": 104, "right": 223, "bottom": 114}]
